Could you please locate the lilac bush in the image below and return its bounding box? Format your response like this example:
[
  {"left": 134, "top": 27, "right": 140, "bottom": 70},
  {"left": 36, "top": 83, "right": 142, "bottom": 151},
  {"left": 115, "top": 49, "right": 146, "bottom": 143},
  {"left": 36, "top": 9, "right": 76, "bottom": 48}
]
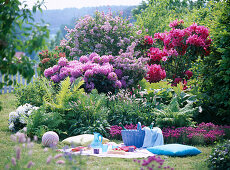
[
  {"left": 44, "top": 51, "right": 147, "bottom": 93},
  {"left": 60, "top": 10, "right": 145, "bottom": 58}
]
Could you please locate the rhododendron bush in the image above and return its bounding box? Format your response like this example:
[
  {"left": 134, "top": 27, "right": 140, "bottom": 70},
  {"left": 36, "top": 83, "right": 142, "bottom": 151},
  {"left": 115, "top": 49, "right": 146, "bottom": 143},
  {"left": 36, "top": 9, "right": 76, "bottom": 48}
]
[
  {"left": 143, "top": 20, "right": 212, "bottom": 89},
  {"left": 44, "top": 52, "right": 147, "bottom": 93}
]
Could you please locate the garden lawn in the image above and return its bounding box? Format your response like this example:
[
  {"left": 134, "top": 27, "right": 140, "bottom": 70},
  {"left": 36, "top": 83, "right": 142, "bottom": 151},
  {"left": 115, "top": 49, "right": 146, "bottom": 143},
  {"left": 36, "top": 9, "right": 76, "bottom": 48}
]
[{"left": 0, "top": 93, "right": 212, "bottom": 169}]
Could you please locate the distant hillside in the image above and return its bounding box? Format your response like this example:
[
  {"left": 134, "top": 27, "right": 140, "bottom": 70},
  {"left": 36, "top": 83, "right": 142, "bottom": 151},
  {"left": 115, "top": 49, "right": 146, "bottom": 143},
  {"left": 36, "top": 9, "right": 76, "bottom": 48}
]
[{"left": 33, "top": 6, "right": 136, "bottom": 36}]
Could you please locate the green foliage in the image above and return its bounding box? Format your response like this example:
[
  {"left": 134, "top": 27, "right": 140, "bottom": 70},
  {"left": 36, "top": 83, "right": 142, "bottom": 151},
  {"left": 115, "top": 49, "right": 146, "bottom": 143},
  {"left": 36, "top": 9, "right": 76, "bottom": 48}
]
[
  {"left": 43, "top": 77, "right": 84, "bottom": 111},
  {"left": 26, "top": 106, "right": 63, "bottom": 139},
  {"left": 14, "top": 78, "right": 47, "bottom": 107},
  {"left": 67, "top": 89, "right": 110, "bottom": 137},
  {"left": 179, "top": 0, "right": 230, "bottom": 124},
  {"left": 207, "top": 140, "right": 230, "bottom": 169},
  {"left": 107, "top": 89, "right": 154, "bottom": 126},
  {"left": 135, "top": 0, "right": 188, "bottom": 35},
  {"left": 154, "top": 95, "right": 198, "bottom": 128},
  {"left": 0, "top": 0, "right": 49, "bottom": 89},
  {"left": 199, "top": 1, "right": 230, "bottom": 124}
]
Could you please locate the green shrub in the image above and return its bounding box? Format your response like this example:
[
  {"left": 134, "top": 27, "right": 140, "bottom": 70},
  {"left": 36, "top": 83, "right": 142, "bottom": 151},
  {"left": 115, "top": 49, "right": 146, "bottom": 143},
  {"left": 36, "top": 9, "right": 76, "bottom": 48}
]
[
  {"left": 66, "top": 89, "right": 110, "bottom": 137},
  {"left": 107, "top": 89, "right": 154, "bottom": 126},
  {"left": 14, "top": 78, "right": 48, "bottom": 107},
  {"left": 208, "top": 140, "right": 230, "bottom": 169},
  {"left": 27, "top": 106, "right": 63, "bottom": 139},
  {"left": 178, "top": 0, "right": 230, "bottom": 124},
  {"left": 153, "top": 95, "right": 198, "bottom": 128}
]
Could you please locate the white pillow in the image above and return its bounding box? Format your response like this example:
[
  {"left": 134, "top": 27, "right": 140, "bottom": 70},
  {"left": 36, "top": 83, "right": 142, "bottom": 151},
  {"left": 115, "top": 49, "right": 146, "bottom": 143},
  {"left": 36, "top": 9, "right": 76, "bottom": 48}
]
[{"left": 62, "top": 134, "right": 109, "bottom": 146}]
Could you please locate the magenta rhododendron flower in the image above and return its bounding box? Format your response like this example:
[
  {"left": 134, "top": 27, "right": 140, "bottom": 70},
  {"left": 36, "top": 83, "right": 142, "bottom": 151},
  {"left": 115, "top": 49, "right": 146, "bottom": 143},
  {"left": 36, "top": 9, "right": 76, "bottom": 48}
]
[
  {"left": 148, "top": 47, "right": 168, "bottom": 62},
  {"left": 144, "top": 35, "right": 154, "bottom": 45},
  {"left": 145, "top": 64, "right": 166, "bottom": 83},
  {"left": 186, "top": 34, "right": 205, "bottom": 47},
  {"left": 169, "top": 19, "right": 184, "bottom": 28},
  {"left": 185, "top": 70, "right": 193, "bottom": 79}
]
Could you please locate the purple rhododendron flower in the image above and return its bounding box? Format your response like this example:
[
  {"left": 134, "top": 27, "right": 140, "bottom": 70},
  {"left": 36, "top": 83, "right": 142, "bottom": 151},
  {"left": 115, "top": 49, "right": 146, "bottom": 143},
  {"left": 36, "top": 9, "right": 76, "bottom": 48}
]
[
  {"left": 84, "top": 69, "right": 94, "bottom": 77},
  {"left": 58, "top": 57, "right": 68, "bottom": 67},
  {"left": 114, "top": 80, "right": 122, "bottom": 88},
  {"left": 52, "top": 65, "right": 60, "bottom": 73},
  {"left": 51, "top": 75, "right": 60, "bottom": 83},
  {"left": 114, "top": 69, "right": 123, "bottom": 78},
  {"left": 79, "top": 55, "right": 89, "bottom": 63},
  {"left": 108, "top": 72, "right": 118, "bottom": 81},
  {"left": 44, "top": 68, "right": 54, "bottom": 77}
]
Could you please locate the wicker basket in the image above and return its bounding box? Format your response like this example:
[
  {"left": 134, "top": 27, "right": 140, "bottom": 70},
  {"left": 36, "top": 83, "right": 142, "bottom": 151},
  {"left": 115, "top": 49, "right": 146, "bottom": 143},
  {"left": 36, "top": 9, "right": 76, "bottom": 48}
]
[{"left": 121, "top": 122, "right": 145, "bottom": 148}]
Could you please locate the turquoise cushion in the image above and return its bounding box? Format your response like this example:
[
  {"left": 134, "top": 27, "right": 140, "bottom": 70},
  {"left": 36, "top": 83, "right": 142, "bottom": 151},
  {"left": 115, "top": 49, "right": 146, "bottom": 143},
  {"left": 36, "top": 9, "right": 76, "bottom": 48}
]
[{"left": 147, "top": 144, "right": 201, "bottom": 156}]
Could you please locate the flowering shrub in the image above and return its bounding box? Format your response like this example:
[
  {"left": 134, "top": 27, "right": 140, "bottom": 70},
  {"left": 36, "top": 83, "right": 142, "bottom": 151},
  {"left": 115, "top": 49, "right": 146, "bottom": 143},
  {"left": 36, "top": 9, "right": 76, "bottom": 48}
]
[
  {"left": 60, "top": 10, "right": 145, "bottom": 58},
  {"left": 8, "top": 104, "right": 39, "bottom": 132},
  {"left": 162, "top": 122, "right": 230, "bottom": 145},
  {"left": 44, "top": 52, "right": 147, "bottom": 93},
  {"left": 207, "top": 140, "right": 230, "bottom": 169},
  {"left": 143, "top": 20, "right": 212, "bottom": 88},
  {"left": 134, "top": 155, "right": 174, "bottom": 170},
  {"left": 38, "top": 47, "right": 65, "bottom": 74}
]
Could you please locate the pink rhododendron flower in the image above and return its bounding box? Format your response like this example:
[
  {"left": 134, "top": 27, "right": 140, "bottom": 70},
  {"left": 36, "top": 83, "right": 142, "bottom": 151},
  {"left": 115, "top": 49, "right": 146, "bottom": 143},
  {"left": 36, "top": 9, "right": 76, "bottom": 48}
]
[
  {"left": 185, "top": 70, "right": 193, "bottom": 79},
  {"left": 145, "top": 64, "right": 166, "bottom": 83},
  {"left": 169, "top": 19, "right": 184, "bottom": 28},
  {"left": 147, "top": 47, "right": 168, "bottom": 62},
  {"left": 79, "top": 55, "right": 89, "bottom": 63},
  {"left": 144, "top": 35, "right": 154, "bottom": 45},
  {"left": 162, "top": 56, "right": 168, "bottom": 62},
  {"left": 58, "top": 57, "right": 68, "bottom": 67}
]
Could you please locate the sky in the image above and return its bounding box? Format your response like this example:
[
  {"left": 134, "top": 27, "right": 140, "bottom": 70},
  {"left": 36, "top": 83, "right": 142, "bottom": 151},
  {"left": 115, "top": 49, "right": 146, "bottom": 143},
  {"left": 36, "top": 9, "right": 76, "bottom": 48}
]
[{"left": 21, "top": 0, "right": 145, "bottom": 10}]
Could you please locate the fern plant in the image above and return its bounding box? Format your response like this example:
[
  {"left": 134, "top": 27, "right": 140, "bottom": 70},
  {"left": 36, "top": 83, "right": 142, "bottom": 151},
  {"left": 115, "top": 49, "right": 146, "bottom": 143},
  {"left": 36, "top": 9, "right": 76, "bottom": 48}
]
[
  {"left": 43, "top": 77, "right": 84, "bottom": 111},
  {"left": 154, "top": 95, "right": 198, "bottom": 128},
  {"left": 67, "top": 89, "right": 110, "bottom": 137}
]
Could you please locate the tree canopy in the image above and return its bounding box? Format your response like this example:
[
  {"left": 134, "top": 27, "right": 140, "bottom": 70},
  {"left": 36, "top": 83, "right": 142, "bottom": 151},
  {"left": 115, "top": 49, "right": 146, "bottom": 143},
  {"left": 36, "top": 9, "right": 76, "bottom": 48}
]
[{"left": 0, "top": 0, "right": 49, "bottom": 89}]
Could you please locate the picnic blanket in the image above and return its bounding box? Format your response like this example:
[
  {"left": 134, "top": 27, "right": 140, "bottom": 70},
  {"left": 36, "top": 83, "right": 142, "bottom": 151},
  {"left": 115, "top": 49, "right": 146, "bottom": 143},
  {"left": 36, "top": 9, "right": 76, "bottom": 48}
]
[{"left": 59, "top": 148, "right": 154, "bottom": 159}]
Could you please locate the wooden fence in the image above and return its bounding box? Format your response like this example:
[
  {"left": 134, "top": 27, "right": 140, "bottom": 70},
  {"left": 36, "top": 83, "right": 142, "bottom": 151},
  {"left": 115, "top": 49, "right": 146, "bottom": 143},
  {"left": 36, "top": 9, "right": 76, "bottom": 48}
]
[{"left": 0, "top": 68, "right": 38, "bottom": 94}]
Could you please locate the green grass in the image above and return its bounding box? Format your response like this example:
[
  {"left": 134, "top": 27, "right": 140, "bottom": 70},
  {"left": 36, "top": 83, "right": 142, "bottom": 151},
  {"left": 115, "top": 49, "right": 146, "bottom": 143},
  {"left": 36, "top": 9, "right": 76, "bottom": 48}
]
[{"left": 0, "top": 93, "right": 212, "bottom": 169}]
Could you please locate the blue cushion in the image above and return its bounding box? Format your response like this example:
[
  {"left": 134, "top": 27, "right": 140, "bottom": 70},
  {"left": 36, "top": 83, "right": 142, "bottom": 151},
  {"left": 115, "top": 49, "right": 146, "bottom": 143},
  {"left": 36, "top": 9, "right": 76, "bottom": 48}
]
[{"left": 147, "top": 144, "right": 201, "bottom": 156}]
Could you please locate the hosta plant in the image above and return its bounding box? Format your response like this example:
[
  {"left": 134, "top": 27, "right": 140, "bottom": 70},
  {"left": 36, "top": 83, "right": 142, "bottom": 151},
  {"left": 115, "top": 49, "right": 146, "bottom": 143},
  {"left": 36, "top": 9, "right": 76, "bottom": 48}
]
[{"left": 153, "top": 95, "right": 198, "bottom": 128}]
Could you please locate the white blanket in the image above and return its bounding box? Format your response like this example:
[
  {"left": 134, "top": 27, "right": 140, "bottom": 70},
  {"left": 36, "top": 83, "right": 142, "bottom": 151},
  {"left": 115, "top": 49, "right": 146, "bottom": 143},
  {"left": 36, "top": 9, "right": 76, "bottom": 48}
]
[
  {"left": 142, "top": 127, "right": 164, "bottom": 148},
  {"left": 59, "top": 148, "right": 154, "bottom": 159}
]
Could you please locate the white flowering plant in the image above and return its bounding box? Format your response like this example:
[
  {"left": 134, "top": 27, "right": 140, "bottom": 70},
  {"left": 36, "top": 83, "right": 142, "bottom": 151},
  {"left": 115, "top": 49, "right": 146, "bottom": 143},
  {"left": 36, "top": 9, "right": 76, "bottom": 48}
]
[{"left": 8, "top": 104, "right": 39, "bottom": 132}]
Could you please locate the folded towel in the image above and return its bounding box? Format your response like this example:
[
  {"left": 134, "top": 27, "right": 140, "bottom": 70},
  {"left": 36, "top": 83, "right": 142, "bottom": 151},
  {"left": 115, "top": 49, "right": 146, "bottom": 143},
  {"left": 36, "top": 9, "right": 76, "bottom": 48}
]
[{"left": 142, "top": 127, "right": 164, "bottom": 148}]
